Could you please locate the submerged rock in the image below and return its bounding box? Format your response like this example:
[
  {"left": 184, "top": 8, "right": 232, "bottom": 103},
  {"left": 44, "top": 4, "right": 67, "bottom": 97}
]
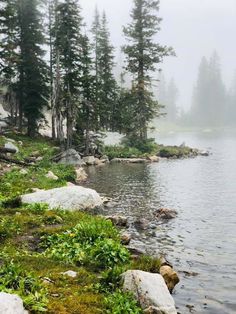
[
  {"left": 160, "top": 265, "right": 180, "bottom": 293},
  {"left": 120, "top": 232, "right": 132, "bottom": 245},
  {"left": 105, "top": 215, "right": 129, "bottom": 227},
  {"left": 134, "top": 218, "right": 149, "bottom": 230},
  {"left": 154, "top": 208, "right": 177, "bottom": 220},
  {"left": 21, "top": 186, "right": 103, "bottom": 211},
  {"left": 0, "top": 292, "right": 28, "bottom": 314},
  {"left": 122, "top": 270, "right": 177, "bottom": 314}
]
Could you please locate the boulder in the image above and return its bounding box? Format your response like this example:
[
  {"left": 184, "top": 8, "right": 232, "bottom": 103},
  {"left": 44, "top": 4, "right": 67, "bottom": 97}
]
[
  {"left": 83, "top": 156, "right": 96, "bottom": 165},
  {"left": 57, "top": 149, "right": 84, "bottom": 166},
  {"left": 75, "top": 168, "right": 87, "bottom": 183},
  {"left": 46, "top": 171, "right": 59, "bottom": 181},
  {"left": 4, "top": 142, "right": 19, "bottom": 153},
  {"left": 147, "top": 156, "right": 160, "bottom": 162},
  {"left": 21, "top": 186, "right": 103, "bottom": 211},
  {"left": 122, "top": 270, "right": 177, "bottom": 314},
  {"left": 100, "top": 155, "right": 109, "bottom": 162},
  {"left": 0, "top": 292, "right": 28, "bottom": 314},
  {"left": 159, "top": 266, "right": 180, "bottom": 293},
  {"left": 154, "top": 208, "right": 177, "bottom": 220}
]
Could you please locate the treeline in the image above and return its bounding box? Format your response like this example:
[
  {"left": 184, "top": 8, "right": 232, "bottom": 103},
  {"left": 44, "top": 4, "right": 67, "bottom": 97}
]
[
  {"left": 0, "top": 0, "right": 172, "bottom": 150},
  {"left": 184, "top": 52, "right": 236, "bottom": 128}
]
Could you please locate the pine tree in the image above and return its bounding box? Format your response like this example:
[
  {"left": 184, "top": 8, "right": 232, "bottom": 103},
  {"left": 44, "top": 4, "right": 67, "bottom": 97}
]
[
  {"left": 191, "top": 53, "right": 226, "bottom": 127},
  {"left": 0, "top": 0, "right": 19, "bottom": 123},
  {"left": 76, "top": 34, "right": 96, "bottom": 154},
  {"left": 17, "top": 0, "right": 49, "bottom": 136},
  {"left": 54, "top": 0, "right": 83, "bottom": 149},
  {"left": 97, "top": 12, "right": 118, "bottom": 130},
  {"left": 123, "top": 0, "right": 173, "bottom": 140},
  {"left": 166, "top": 78, "right": 178, "bottom": 122},
  {"left": 91, "top": 6, "right": 101, "bottom": 129}
]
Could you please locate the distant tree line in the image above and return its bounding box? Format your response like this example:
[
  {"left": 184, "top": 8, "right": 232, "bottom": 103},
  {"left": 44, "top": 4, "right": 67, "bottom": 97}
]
[
  {"left": 0, "top": 0, "right": 172, "bottom": 149},
  {"left": 183, "top": 52, "right": 236, "bottom": 128}
]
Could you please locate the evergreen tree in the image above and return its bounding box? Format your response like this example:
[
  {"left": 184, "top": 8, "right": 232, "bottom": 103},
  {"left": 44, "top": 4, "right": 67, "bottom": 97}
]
[
  {"left": 17, "top": 0, "right": 49, "bottom": 136},
  {"left": 166, "top": 78, "right": 178, "bottom": 122},
  {"left": 97, "top": 12, "right": 118, "bottom": 130},
  {"left": 0, "top": 0, "right": 19, "bottom": 123},
  {"left": 91, "top": 6, "right": 101, "bottom": 129},
  {"left": 191, "top": 53, "right": 226, "bottom": 127},
  {"left": 76, "top": 34, "right": 96, "bottom": 154},
  {"left": 123, "top": 0, "right": 173, "bottom": 140},
  {"left": 54, "top": 0, "right": 83, "bottom": 148}
]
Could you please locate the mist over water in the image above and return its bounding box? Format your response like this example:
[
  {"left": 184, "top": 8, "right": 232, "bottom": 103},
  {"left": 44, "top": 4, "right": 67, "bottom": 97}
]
[{"left": 83, "top": 131, "right": 236, "bottom": 313}]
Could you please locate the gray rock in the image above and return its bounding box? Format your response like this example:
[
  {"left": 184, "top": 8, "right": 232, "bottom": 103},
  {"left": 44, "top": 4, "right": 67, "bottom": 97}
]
[
  {"left": 75, "top": 168, "right": 87, "bottom": 183},
  {"left": 0, "top": 292, "right": 28, "bottom": 314},
  {"left": 21, "top": 186, "right": 103, "bottom": 211},
  {"left": 83, "top": 156, "right": 96, "bottom": 165},
  {"left": 111, "top": 158, "right": 148, "bottom": 163},
  {"left": 106, "top": 215, "right": 129, "bottom": 227},
  {"left": 57, "top": 149, "right": 84, "bottom": 166},
  {"left": 122, "top": 270, "right": 177, "bottom": 314},
  {"left": 46, "top": 171, "right": 59, "bottom": 181},
  {"left": 62, "top": 270, "right": 77, "bottom": 278},
  {"left": 4, "top": 142, "right": 19, "bottom": 153}
]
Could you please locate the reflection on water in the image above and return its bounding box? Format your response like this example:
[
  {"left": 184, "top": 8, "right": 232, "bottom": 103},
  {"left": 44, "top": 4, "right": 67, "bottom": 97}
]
[{"left": 83, "top": 132, "right": 236, "bottom": 314}]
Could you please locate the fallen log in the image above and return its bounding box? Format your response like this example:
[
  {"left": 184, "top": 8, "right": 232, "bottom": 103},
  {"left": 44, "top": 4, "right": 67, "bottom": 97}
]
[
  {"left": 0, "top": 146, "right": 17, "bottom": 154},
  {"left": 0, "top": 154, "right": 30, "bottom": 166}
]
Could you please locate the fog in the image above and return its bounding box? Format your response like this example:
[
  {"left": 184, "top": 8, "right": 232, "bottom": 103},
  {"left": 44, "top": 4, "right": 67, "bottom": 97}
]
[{"left": 80, "top": 0, "right": 236, "bottom": 112}]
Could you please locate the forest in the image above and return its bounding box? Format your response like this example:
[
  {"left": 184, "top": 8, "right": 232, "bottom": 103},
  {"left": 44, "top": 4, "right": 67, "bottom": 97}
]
[{"left": 0, "top": 0, "right": 174, "bottom": 151}]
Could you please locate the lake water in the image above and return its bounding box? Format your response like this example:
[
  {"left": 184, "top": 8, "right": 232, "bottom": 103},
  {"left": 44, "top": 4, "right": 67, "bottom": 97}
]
[{"left": 83, "top": 131, "right": 236, "bottom": 314}]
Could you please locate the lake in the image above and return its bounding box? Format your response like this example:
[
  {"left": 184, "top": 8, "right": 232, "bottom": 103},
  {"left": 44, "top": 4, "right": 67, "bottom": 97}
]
[{"left": 83, "top": 131, "right": 236, "bottom": 314}]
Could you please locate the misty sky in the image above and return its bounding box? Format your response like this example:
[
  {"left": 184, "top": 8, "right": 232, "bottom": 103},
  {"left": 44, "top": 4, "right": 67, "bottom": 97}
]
[{"left": 80, "top": 0, "right": 236, "bottom": 110}]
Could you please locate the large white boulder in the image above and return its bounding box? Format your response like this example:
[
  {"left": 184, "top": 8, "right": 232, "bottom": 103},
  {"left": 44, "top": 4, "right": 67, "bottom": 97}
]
[
  {"left": 21, "top": 186, "right": 103, "bottom": 211},
  {"left": 0, "top": 293, "right": 28, "bottom": 314},
  {"left": 122, "top": 270, "right": 177, "bottom": 314}
]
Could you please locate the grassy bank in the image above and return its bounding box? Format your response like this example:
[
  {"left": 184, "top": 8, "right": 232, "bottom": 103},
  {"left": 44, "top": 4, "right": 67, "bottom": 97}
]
[{"left": 0, "top": 133, "right": 162, "bottom": 313}]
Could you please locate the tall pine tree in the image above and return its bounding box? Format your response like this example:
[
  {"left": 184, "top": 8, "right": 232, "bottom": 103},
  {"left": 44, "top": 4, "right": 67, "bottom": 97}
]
[
  {"left": 17, "top": 0, "right": 49, "bottom": 136},
  {"left": 54, "top": 0, "right": 83, "bottom": 148},
  {"left": 123, "top": 0, "right": 173, "bottom": 140}
]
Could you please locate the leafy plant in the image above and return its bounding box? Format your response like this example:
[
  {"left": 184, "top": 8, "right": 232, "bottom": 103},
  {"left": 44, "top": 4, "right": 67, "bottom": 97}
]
[
  {"left": 0, "top": 261, "right": 48, "bottom": 312},
  {"left": 105, "top": 290, "right": 142, "bottom": 314}
]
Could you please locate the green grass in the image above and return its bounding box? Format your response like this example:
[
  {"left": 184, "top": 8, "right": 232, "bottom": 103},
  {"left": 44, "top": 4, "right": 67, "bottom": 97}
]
[{"left": 0, "top": 133, "right": 165, "bottom": 313}]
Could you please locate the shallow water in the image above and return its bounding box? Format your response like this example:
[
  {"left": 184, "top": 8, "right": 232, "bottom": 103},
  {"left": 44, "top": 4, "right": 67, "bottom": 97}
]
[{"left": 83, "top": 131, "right": 236, "bottom": 314}]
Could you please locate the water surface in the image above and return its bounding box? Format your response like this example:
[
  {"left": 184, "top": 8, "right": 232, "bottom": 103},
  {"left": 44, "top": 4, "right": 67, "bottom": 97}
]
[{"left": 83, "top": 132, "right": 236, "bottom": 314}]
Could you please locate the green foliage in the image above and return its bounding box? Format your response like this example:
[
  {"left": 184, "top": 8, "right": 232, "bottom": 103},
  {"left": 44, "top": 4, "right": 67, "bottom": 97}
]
[
  {"left": 42, "top": 218, "right": 129, "bottom": 269},
  {"left": 105, "top": 290, "right": 142, "bottom": 314},
  {"left": 99, "top": 266, "right": 125, "bottom": 292},
  {"left": 131, "top": 255, "right": 161, "bottom": 273},
  {"left": 0, "top": 261, "right": 48, "bottom": 312},
  {"left": 0, "top": 217, "right": 21, "bottom": 241},
  {"left": 157, "top": 145, "right": 194, "bottom": 158},
  {"left": 104, "top": 145, "right": 142, "bottom": 159},
  {"left": 122, "top": 136, "right": 158, "bottom": 154}
]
